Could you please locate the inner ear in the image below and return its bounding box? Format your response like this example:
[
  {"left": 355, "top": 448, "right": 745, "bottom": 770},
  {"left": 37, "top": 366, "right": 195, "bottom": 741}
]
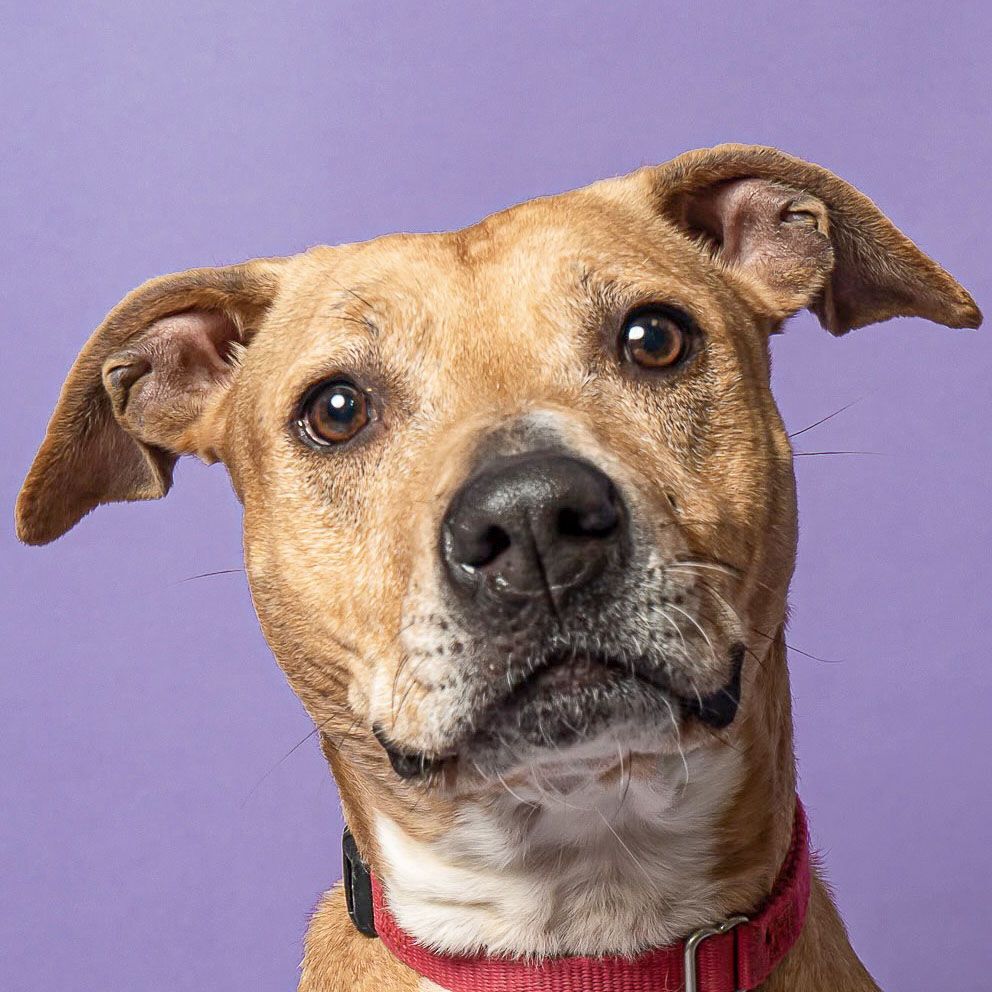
[
  {"left": 16, "top": 258, "right": 282, "bottom": 545},
  {"left": 677, "top": 178, "right": 835, "bottom": 320},
  {"left": 104, "top": 309, "right": 243, "bottom": 455}
]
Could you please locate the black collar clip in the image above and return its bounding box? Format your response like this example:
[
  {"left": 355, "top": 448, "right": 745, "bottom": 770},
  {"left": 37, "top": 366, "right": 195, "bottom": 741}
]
[{"left": 342, "top": 827, "right": 378, "bottom": 938}]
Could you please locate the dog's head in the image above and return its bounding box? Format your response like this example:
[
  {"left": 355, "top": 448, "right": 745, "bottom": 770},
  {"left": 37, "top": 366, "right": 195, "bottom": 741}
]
[{"left": 17, "top": 145, "right": 979, "bottom": 848}]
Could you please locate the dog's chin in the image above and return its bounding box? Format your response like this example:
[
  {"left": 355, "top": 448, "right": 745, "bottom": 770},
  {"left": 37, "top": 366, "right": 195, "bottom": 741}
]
[
  {"left": 462, "top": 654, "right": 678, "bottom": 778},
  {"left": 376, "top": 646, "right": 745, "bottom": 783}
]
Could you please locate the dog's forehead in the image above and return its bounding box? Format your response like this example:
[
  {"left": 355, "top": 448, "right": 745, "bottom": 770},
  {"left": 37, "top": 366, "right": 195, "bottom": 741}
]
[{"left": 258, "top": 183, "right": 725, "bottom": 376}]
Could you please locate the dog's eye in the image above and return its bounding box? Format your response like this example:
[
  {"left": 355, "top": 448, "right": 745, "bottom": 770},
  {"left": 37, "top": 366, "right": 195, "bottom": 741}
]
[
  {"left": 620, "top": 308, "right": 692, "bottom": 370},
  {"left": 299, "top": 380, "right": 371, "bottom": 446}
]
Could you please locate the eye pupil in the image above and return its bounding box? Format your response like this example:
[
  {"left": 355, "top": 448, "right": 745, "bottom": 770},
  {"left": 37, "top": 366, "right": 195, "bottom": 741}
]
[
  {"left": 301, "top": 380, "right": 371, "bottom": 445},
  {"left": 621, "top": 308, "right": 690, "bottom": 369}
]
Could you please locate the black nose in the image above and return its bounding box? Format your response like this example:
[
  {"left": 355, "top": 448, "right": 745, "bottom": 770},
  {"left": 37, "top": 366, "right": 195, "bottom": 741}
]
[{"left": 441, "top": 452, "right": 626, "bottom": 607}]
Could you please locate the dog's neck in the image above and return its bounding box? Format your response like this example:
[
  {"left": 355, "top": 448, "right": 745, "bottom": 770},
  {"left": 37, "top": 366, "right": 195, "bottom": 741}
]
[{"left": 368, "top": 633, "right": 797, "bottom": 963}]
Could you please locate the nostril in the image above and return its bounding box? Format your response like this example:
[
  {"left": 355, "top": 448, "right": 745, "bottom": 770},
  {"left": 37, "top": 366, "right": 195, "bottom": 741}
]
[
  {"left": 462, "top": 524, "right": 512, "bottom": 569},
  {"left": 557, "top": 499, "right": 620, "bottom": 541}
]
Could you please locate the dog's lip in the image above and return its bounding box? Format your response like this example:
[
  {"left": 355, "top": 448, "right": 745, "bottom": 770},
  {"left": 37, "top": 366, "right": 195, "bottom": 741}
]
[
  {"left": 372, "top": 724, "right": 455, "bottom": 780},
  {"left": 498, "top": 650, "right": 663, "bottom": 705},
  {"left": 373, "top": 652, "right": 638, "bottom": 780},
  {"left": 464, "top": 650, "right": 674, "bottom": 746},
  {"left": 374, "top": 645, "right": 745, "bottom": 780}
]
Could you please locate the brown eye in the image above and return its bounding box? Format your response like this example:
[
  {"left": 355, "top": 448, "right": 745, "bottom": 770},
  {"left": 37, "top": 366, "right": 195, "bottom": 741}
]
[
  {"left": 620, "top": 308, "right": 692, "bottom": 369},
  {"left": 299, "top": 380, "right": 371, "bottom": 446}
]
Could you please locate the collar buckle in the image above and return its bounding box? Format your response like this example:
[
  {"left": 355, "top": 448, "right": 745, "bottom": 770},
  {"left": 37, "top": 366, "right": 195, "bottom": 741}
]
[{"left": 684, "top": 914, "right": 749, "bottom": 992}]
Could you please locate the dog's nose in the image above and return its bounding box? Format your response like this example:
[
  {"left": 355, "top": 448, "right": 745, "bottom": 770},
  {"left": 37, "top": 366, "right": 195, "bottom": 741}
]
[{"left": 441, "top": 452, "right": 626, "bottom": 605}]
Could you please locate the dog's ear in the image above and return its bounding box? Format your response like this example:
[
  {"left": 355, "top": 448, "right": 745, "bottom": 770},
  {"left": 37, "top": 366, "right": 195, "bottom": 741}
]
[
  {"left": 15, "top": 259, "right": 284, "bottom": 545},
  {"left": 644, "top": 143, "right": 981, "bottom": 334}
]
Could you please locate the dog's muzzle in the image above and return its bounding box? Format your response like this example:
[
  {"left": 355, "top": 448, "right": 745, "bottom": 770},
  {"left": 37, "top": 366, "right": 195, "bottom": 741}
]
[{"left": 373, "top": 448, "right": 746, "bottom": 781}]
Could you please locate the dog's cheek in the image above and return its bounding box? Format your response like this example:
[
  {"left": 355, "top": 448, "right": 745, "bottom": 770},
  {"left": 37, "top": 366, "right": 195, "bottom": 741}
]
[
  {"left": 368, "top": 607, "right": 484, "bottom": 754},
  {"left": 238, "top": 510, "right": 363, "bottom": 718}
]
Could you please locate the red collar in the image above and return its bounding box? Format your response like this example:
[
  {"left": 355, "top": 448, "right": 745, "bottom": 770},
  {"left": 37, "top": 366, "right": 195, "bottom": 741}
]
[{"left": 358, "top": 798, "right": 810, "bottom": 992}]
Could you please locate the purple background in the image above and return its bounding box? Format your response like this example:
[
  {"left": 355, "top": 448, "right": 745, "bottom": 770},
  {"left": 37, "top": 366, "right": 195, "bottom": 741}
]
[{"left": 2, "top": 3, "right": 989, "bottom": 989}]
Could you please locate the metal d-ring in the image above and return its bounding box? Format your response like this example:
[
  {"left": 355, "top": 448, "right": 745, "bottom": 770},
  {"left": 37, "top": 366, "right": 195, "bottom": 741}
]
[{"left": 683, "top": 914, "right": 749, "bottom": 992}]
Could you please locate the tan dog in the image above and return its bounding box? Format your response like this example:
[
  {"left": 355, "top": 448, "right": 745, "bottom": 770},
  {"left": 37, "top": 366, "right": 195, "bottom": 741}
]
[{"left": 17, "top": 145, "right": 980, "bottom": 992}]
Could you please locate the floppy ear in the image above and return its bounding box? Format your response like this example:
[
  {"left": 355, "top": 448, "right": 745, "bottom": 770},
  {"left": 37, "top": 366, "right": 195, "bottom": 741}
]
[
  {"left": 15, "top": 258, "right": 284, "bottom": 545},
  {"left": 647, "top": 143, "right": 981, "bottom": 334}
]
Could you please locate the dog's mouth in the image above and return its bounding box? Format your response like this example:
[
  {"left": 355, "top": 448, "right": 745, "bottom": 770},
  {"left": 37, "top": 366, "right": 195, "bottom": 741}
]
[{"left": 375, "top": 644, "right": 745, "bottom": 781}]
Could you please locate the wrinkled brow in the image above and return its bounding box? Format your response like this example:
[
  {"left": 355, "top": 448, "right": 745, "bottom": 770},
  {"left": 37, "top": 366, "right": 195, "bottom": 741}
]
[
  {"left": 561, "top": 263, "right": 684, "bottom": 327},
  {"left": 318, "top": 284, "right": 381, "bottom": 337}
]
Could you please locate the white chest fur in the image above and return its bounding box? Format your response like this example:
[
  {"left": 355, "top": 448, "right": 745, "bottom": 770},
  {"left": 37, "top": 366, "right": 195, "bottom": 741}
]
[{"left": 375, "top": 738, "right": 742, "bottom": 966}]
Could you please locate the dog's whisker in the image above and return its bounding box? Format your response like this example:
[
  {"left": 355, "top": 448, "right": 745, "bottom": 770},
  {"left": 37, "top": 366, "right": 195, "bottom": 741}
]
[
  {"left": 390, "top": 646, "right": 448, "bottom": 733},
  {"left": 787, "top": 399, "right": 861, "bottom": 439},
  {"left": 750, "top": 627, "right": 843, "bottom": 664},
  {"left": 175, "top": 567, "right": 246, "bottom": 584},
  {"left": 665, "top": 603, "right": 719, "bottom": 668},
  {"left": 665, "top": 564, "right": 738, "bottom": 585},
  {"left": 494, "top": 768, "right": 534, "bottom": 807},
  {"left": 743, "top": 645, "right": 769, "bottom": 674},
  {"left": 241, "top": 708, "right": 364, "bottom": 808},
  {"left": 239, "top": 728, "right": 322, "bottom": 808},
  {"left": 387, "top": 617, "right": 433, "bottom": 718},
  {"left": 675, "top": 575, "right": 765, "bottom": 674},
  {"left": 660, "top": 696, "right": 690, "bottom": 799},
  {"left": 793, "top": 449, "right": 884, "bottom": 457},
  {"left": 668, "top": 557, "right": 744, "bottom": 578},
  {"left": 594, "top": 808, "right": 659, "bottom": 892},
  {"left": 613, "top": 743, "right": 633, "bottom": 822},
  {"left": 673, "top": 572, "right": 742, "bottom": 628},
  {"left": 668, "top": 556, "right": 781, "bottom": 598},
  {"left": 525, "top": 763, "right": 591, "bottom": 811}
]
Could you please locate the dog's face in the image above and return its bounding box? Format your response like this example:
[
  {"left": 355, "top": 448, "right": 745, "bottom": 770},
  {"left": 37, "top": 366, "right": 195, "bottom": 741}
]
[
  {"left": 17, "top": 145, "right": 979, "bottom": 843},
  {"left": 233, "top": 199, "right": 795, "bottom": 791}
]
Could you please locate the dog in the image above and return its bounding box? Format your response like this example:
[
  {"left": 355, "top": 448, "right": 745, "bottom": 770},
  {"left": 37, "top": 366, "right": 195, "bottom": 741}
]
[{"left": 16, "top": 145, "right": 981, "bottom": 991}]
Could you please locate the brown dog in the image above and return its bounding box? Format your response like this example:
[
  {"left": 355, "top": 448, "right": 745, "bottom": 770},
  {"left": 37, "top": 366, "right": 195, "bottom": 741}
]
[{"left": 16, "top": 145, "right": 980, "bottom": 991}]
